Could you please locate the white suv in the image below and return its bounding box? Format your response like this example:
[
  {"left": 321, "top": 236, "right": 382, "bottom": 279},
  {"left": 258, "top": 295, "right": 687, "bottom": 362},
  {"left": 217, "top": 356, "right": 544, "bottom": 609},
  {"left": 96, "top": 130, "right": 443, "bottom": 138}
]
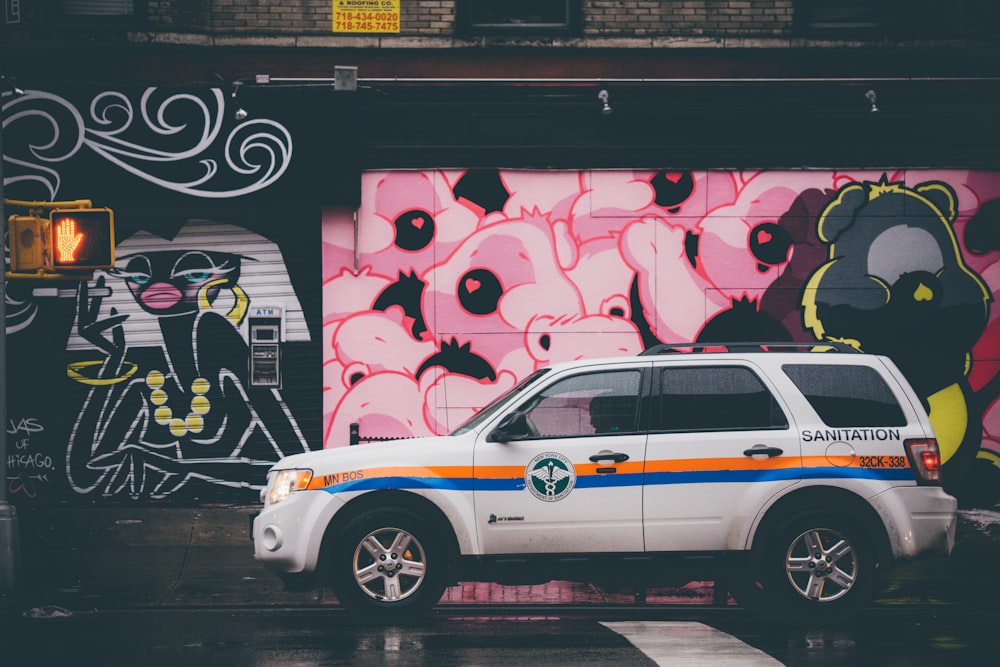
[{"left": 252, "top": 343, "right": 956, "bottom": 621}]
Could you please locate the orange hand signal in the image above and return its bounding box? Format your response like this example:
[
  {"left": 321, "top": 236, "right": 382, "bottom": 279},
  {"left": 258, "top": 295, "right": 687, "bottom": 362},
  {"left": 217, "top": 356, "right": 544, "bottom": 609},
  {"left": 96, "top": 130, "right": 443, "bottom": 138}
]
[{"left": 56, "top": 218, "right": 84, "bottom": 263}]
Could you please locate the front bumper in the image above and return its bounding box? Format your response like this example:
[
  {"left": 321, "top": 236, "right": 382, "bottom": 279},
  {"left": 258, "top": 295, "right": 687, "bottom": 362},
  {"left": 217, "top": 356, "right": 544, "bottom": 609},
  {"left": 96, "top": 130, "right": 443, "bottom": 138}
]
[{"left": 252, "top": 489, "right": 345, "bottom": 574}]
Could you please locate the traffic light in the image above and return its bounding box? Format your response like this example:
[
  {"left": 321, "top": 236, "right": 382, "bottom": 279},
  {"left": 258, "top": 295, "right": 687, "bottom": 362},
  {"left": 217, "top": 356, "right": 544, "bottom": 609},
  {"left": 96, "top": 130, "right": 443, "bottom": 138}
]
[
  {"left": 49, "top": 208, "right": 115, "bottom": 270},
  {"left": 5, "top": 205, "right": 115, "bottom": 276}
]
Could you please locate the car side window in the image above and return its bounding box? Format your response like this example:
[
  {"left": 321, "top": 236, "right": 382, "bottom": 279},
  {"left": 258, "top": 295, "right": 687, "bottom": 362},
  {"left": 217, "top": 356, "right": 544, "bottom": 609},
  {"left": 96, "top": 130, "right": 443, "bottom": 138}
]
[
  {"left": 782, "top": 363, "right": 907, "bottom": 427},
  {"left": 517, "top": 370, "right": 642, "bottom": 438},
  {"left": 651, "top": 365, "right": 788, "bottom": 432}
]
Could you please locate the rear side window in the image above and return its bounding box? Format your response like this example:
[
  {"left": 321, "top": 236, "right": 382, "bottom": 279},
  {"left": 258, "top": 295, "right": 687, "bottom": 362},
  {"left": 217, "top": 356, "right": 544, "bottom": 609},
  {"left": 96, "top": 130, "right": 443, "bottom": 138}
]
[
  {"left": 782, "top": 364, "right": 906, "bottom": 427},
  {"left": 651, "top": 366, "right": 788, "bottom": 432}
]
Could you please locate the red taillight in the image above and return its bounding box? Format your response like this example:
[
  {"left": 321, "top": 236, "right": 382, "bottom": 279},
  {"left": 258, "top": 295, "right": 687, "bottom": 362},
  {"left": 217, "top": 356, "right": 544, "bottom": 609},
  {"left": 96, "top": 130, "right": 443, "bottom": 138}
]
[{"left": 904, "top": 438, "right": 942, "bottom": 485}]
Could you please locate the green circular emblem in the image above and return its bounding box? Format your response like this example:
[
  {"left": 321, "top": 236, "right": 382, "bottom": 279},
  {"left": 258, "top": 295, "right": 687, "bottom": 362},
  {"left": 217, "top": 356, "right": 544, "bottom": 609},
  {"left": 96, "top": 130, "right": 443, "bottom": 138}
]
[{"left": 525, "top": 452, "right": 576, "bottom": 502}]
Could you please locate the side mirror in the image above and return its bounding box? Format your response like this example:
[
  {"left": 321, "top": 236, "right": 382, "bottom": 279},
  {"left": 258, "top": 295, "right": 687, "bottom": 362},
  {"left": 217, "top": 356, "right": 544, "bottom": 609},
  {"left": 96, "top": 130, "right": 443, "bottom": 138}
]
[{"left": 488, "top": 411, "right": 532, "bottom": 442}]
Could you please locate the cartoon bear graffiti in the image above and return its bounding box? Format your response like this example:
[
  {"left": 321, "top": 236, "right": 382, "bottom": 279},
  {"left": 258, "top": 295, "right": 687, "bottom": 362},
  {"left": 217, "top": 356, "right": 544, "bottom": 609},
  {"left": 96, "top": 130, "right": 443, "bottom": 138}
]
[{"left": 801, "top": 176, "right": 992, "bottom": 500}]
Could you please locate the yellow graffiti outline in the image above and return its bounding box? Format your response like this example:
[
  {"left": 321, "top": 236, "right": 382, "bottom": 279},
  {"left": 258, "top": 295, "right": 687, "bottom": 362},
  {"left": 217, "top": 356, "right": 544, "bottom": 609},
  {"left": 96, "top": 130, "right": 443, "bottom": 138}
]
[
  {"left": 801, "top": 261, "right": 880, "bottom": 346},
  {"left": 977, "top": 449, "right": 1000, "bottom": 470},
  {"left": 197, "top": 279, "right": 249, "bottom": 326},
  {"left": 800, "top": 261, "right": 834, "bottom": 339},
  {"left": 868, "top": 181, "right": 990, "bottom": 315},
  {"left": 816, "top": 182, "right": 866, "bottom": 244},
  {"left": 806, "top": 179, "right": 991, "bottom": 365},
  {"left": 926, "top": 383, "right": 967, "bottom": 464},
  {"left": 67, "top": 360, "right": 139, "bottom": 385}
]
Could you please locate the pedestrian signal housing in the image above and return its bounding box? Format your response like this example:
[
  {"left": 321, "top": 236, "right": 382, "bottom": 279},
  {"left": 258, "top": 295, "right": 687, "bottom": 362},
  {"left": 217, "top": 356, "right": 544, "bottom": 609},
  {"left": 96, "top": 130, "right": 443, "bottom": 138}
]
[
  {"left": 49, "top": 208, "right": 115, "bottom": 270},
  {"left": 7, "top": 215, "right": 47, "bottom": 273}
]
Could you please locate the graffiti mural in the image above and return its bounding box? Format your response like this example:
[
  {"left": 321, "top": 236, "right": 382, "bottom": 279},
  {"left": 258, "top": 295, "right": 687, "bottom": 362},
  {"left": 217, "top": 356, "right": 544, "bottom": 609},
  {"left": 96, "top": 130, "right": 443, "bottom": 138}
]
[
  {"left": 323, "top": 169, "right": 1000, "bottom": 507},
  {"left": 55, "top": 222, "right": 311, "bottom": 500},
  {"left": 1, "top": 88, "right": 293, "bottom": 202},
  {"left": 3, "top": 213, "right": 319, "bottom": 505},
  {"left": 803, "top": 178, "right": 992, "bottom": 497},
  {"left": 3, "top": 84, "right": 329, "bottom": 506}
]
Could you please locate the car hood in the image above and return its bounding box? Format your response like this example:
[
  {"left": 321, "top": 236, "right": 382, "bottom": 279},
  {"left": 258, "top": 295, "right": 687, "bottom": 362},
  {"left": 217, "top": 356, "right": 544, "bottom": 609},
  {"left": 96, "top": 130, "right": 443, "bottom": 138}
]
[{"left": 269, "top": 433, "right": 475, "bottom": 474}]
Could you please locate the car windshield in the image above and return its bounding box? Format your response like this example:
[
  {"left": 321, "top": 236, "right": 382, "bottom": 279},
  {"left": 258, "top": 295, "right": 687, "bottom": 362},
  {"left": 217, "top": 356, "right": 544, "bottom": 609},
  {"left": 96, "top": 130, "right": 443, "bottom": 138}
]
[{"left": 450, "top": 369, "right": 550, "bottom": 435}]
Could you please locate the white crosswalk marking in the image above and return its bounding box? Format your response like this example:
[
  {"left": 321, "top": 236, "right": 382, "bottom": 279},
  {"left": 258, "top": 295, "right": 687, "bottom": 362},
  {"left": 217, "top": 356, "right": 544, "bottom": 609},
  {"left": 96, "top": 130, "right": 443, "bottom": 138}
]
[{"left": 602, "top": 621, "right": 784, "bottom": 666}]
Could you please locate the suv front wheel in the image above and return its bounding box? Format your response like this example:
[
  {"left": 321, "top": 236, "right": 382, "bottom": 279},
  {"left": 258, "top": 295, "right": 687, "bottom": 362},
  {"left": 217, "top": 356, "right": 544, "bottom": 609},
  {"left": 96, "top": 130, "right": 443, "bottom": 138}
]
[{"left": 330, "top": 508, "right": 449, "bottom": 620}]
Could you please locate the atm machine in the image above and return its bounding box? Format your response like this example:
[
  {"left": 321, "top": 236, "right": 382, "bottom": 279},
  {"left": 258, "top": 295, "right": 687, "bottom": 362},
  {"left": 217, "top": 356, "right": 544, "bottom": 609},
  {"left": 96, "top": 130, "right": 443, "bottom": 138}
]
[{"left": 249, "top": 307, "right": 283, "bottom": 389}]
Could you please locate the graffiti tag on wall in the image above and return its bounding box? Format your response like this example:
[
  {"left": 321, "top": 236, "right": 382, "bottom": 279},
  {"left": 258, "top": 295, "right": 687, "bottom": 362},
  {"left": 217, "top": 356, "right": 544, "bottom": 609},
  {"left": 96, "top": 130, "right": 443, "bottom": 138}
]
[{"left": 6, "top": 417, "right": 52, "bottom": 499}]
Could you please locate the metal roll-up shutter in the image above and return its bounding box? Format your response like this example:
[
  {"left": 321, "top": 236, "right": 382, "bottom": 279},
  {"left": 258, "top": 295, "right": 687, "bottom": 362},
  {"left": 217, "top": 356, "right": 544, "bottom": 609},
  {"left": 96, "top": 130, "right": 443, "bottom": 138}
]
[{"left": 63, "top": 213, "right": 323, "bottom": 477}]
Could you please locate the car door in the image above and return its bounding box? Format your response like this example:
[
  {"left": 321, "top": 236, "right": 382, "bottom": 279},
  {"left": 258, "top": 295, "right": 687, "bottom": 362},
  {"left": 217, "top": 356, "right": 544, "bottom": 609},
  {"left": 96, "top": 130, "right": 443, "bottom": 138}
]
[
  {"left": 473, "top": 363, "right": 650, "bottom": 554},
  {"left": 642, "top": 361, "right": 801, "bottom": 552}
]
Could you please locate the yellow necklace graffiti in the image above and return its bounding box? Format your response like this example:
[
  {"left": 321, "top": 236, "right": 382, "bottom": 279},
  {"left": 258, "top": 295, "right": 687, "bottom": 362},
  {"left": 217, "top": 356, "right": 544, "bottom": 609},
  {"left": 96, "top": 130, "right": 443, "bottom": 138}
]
[{"left": 146, "top": 370, "right": 212, "bottom": 437}]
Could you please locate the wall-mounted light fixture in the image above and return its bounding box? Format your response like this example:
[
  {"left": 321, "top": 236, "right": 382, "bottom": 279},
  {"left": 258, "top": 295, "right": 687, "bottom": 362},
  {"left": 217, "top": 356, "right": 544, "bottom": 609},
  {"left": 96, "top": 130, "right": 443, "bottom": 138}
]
[
  {"left": 233, "top": 67, "right": 359, "bottom": 121},
  {"left": 232, "top": 82, "right": 247, "bottom": 120},
  {"left": 1, "top": 77, "right": 24, "bottom": 97},
  {"left": 598, "top": 89, "right": 612, "bottom": 116},
  {"left": 866, "top": 89, "right": 878, "bottom": 113}
]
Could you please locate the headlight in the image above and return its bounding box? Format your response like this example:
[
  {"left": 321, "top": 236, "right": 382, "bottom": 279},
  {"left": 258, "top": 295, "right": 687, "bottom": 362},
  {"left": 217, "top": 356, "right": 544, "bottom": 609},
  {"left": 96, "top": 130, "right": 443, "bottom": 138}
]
[{"left": 266, "top": 469, "right": 313, "bottom": 506}]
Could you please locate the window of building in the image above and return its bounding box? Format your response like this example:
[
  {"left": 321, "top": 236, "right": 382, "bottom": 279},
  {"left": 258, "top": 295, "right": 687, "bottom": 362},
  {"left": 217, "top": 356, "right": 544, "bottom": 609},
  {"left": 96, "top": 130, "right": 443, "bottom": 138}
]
[
  {"left": 782, "top": 364, "right": 907, "bottom": 427},
  {"left": 965, "top": 0, "right": 1000, "bottom": 31},
  {"left": 60, "top": 0, "right": 134, "bottom": 16},
  {"left": 796, "top": 0, "right": 885, "bottom": 35},
  {"left": 458, "top": 0, "right": 579, "bottom": 34},
  {"left": 796, "top": 0, "right": 1000, "bottom": 38},
  {"left": 651, "top": 366, "right": 788, "bottom": 433}
]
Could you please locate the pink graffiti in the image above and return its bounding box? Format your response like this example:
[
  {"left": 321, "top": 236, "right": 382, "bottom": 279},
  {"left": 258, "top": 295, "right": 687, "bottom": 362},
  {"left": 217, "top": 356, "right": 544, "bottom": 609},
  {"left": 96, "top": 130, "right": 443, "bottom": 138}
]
[{"left": 321, "top": 166, "right": 1000, "bottom": 490}]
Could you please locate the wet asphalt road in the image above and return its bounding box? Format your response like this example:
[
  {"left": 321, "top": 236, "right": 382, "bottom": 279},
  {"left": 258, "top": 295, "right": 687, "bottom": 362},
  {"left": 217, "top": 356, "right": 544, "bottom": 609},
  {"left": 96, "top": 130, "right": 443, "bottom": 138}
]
[
  {"left": 2, "top": 604, "right": 997, "bottom": 666},
  {"left": 2, "top": 507, "right": 997, "bottom": 665}
]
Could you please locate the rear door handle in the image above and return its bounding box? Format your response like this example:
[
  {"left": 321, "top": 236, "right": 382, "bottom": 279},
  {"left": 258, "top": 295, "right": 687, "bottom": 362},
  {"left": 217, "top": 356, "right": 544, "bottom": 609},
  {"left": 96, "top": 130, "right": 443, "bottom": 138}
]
[
  {"left": 743, "top": 445, "right": 784, "bottom": 458},
  {"left": 590, "top": 452, "right": 629, "bottom": 463}
]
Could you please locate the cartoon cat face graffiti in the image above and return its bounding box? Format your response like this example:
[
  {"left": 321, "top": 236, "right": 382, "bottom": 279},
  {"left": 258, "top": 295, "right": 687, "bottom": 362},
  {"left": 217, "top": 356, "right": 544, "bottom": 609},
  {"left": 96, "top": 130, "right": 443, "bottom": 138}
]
[
  {"left": 802, "top": 178, "right": 990, "bottom": 389},
  {"left": 420, "top": 216, "right": 584, "bottom": 374},
  {"left": 692, "top": 180, "right": 798, "bottom": 289}
]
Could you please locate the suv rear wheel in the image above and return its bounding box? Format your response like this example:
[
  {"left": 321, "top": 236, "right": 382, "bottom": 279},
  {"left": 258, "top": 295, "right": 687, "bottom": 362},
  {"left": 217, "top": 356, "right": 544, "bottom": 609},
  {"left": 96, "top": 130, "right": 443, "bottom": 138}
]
[
  {"left": 729, "top": 512, "right": 879, "bottom": 622},
  {"left": 330, "top": 508, "right": 449, "bottom": 620}
]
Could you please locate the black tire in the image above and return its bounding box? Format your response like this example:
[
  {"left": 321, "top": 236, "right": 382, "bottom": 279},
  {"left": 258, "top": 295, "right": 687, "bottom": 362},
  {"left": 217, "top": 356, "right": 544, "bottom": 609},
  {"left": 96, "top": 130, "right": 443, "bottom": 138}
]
[
  {"left": 728, "top": 512, "right": 879, "bottom": 623},
  {"left": 330, "top": 508, "right": 450, "bottom": 621}
]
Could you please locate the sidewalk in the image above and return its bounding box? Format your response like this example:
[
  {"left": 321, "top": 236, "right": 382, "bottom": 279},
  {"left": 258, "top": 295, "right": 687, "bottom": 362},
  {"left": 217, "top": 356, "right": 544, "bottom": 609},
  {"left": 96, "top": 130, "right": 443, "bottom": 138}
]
[{"left": 2, "top": 506, "right": 998, "bottom": 617}]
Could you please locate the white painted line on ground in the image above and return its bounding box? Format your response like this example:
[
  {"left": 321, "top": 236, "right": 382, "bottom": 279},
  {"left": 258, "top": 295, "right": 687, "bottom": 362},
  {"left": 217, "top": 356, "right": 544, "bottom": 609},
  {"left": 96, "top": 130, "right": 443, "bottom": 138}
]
[{"left": 602, "top": 621, "right": 784, "bottom": 667}]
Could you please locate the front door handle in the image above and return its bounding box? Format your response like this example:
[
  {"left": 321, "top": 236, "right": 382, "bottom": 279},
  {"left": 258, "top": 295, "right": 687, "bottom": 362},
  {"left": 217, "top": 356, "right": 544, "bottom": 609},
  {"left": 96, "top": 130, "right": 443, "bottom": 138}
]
[
  {"left": 590, "top": 452, "right": 630, "bottom": 463},
  {"left": 743, "top": 445, "right": 784, "bottom": 458}
]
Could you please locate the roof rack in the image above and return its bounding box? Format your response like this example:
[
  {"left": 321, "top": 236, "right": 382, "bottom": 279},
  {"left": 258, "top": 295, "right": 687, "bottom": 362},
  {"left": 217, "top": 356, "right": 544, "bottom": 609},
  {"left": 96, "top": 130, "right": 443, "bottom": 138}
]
[
  {"left": 349, "top": 422, "right": 413, "bottom": 446},
  {"left": 638, "top": 341, "right": 861, "bottom": 356}
]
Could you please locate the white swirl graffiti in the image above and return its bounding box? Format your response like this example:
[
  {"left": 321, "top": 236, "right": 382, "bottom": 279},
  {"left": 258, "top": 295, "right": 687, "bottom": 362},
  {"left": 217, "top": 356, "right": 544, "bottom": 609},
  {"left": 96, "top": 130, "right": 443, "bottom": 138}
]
[{"left": 1, "top": 87, "right": 292, "bottom": 199}]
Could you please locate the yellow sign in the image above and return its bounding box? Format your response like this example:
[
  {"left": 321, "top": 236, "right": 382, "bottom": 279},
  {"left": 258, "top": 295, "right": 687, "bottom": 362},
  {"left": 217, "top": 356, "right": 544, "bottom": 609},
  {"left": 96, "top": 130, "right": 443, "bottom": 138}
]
[{"left": 333, "top": 0, "right": 400, "bottom": 33}]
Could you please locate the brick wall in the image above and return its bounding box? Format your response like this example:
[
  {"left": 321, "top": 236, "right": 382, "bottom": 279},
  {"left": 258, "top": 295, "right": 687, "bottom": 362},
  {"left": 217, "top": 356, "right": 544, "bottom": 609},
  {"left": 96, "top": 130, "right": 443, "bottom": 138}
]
[
  {"left": 405, "top": 0, "right": 455, "bottom": 35},
  {"left": 145, "top": 0, "right": 458, "bottom": 34},
  {"left": 143, "top": 0, "right": 794, "bottom": 38},
  {"left": 19, "top": 0, "right": 987, "bottom": 45},
  {"left": 586, "top": 1, "right": 793, "bottom": 37},
  {"left": 148, "top": 0, "right": 330, "bottom": 33}
]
